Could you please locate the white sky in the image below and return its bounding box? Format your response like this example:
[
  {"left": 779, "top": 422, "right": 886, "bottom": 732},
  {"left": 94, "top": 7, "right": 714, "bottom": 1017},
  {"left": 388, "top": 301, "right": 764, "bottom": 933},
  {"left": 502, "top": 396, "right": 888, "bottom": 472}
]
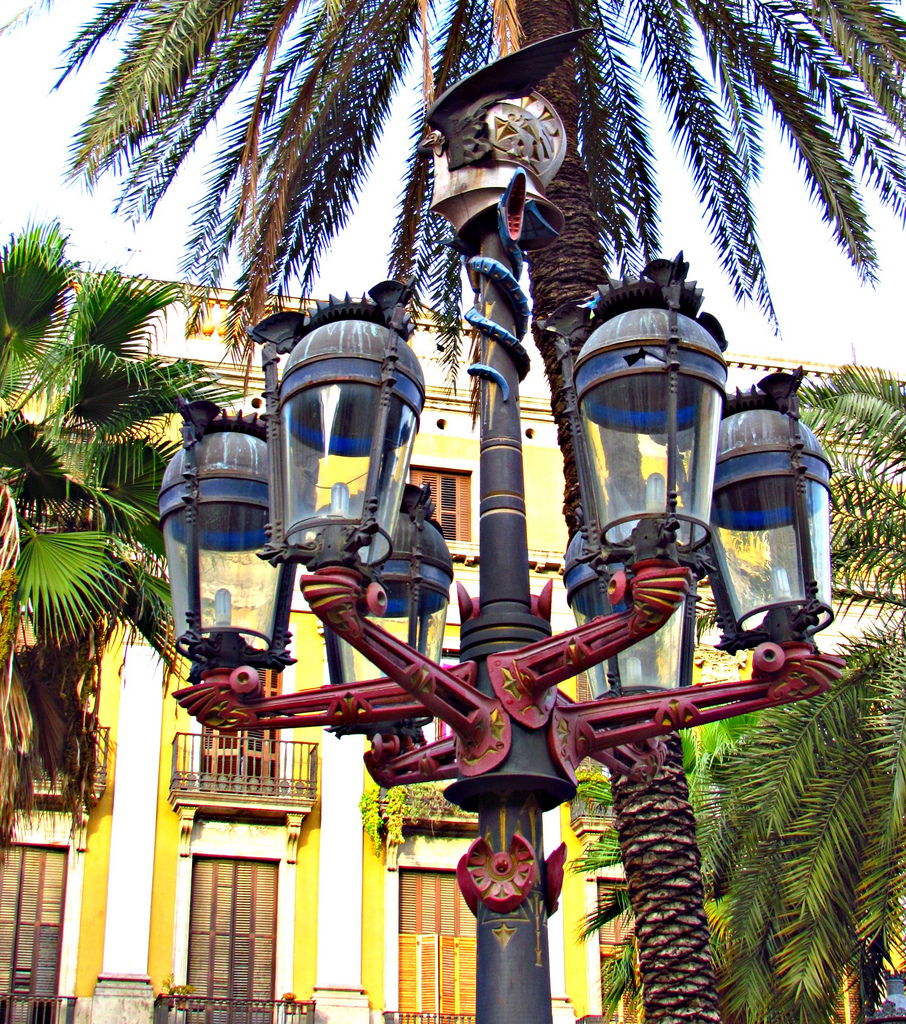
[{"left": 2, "top": 1, "right": 905, "bottom": 374}]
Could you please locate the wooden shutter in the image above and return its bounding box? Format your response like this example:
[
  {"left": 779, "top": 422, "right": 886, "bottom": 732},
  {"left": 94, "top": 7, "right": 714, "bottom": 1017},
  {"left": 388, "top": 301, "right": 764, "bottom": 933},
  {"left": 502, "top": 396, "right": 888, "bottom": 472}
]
[
  {"left": 399, "top": 871, "right": 475, "bottom": 1013},
  {"left": 410, "top": 469, "right": 471, "bottom": 542},
  {"left": 0, "top": 847, "right": 66, "bottom": 998},
  {"left": 419, "top": 935, "right": 438, "bottom": 1013},
  {"left": 398, "top": 934, "right": 418, "bottom": 1011},
  {"left": 188, "top": 858, "right": 277, "bottom": 1002},
  {"left": 457, "top": 936, "right": 477, "bottom": 1014}
]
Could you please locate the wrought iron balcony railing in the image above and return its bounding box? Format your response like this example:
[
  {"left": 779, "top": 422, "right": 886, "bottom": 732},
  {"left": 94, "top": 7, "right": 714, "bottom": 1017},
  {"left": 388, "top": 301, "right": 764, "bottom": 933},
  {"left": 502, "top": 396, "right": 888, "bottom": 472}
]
[
  {"left": 569, "top": 794, "right": 612, "bottom": 837},
  {"left": 0, "top": 993, "right": 77, "bottom": 1024},
  {"left": 34, "top": 727, "right": 110, "bottom": 803},
  {"left": 154, "top": 996, "right": 316, "bottom": 1024},
  {"left": 169, "top": 733, "right": 318, "bottom": 817}
]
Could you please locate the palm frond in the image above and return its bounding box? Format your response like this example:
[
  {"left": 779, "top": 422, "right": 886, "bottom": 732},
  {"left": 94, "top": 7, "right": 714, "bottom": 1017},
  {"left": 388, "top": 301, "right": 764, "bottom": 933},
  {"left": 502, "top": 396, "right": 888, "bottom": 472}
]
[
  {"left": 573, "top": 2, "right": 659, "bottom": 271},
  {"left": 0, "top": 223, "right": 70, "bottom": 371},
  {"left": 631, "top": 0, "right": 776, "bottom": 320},
  {"left": 16, "top": 530, "right": 123, "bottom": 642}
]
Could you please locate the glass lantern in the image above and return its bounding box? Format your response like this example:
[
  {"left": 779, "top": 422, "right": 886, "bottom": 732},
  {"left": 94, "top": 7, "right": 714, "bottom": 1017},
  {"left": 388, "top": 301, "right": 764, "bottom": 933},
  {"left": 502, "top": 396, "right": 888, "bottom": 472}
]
[
  {"left": 574, "top": 269, "right": 727, "bottom": 558},
  {"left": 325, "top": 484, "right": 454, "bottom": 733},
  {"left": 709, "top": 374, "right": 833, "bottom": 647},
  {"left": 275, "top": 307, "right": 425, "bottom": 568},
  {"left": 159, "top": 409, "right": 294, "bottom": 674},
  {"left": 564, "top": 532, "right": 688, "bottom": 696}
]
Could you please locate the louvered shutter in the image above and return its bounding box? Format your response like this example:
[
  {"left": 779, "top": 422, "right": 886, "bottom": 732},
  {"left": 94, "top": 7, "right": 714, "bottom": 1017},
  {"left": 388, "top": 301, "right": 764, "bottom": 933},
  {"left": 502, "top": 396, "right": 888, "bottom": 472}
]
[
  {"left": 399, "top": 870, "right": 475, "bottom": 1014},
  {"left": 621, "top": 1002, "right": 641, "bottom": 1024},
  {"left": 203, "top": 672, "right": 280, "bottom": 785},
  {"left": 0, "top": 848, "right": 22, "bottom": 992},
  {"left": 458, "top": 936, "right": 477, "bottom": 1014},
  {"left": 32, "top": 851, "right": 64, "bottom": 998},
  {"left": 250, "top": 862, "right": 276, "bottom": 1000},
  {"left": 188, "top": 858, "right": 277, "bottom": 1002},
  {"left": 410, "top": 469, "right": 471, "bottom": 542},
  {"left": 440, "top": 935, "right": 456, "bottom": 1013},
  {"left": 399, "top": 874, "right": 418, "bottom": 933},
  {"left": 0, "top": 847, "right": 65, "bottom": 999},
  {"left": 419, "top": 935, "right": 438, "bottom": 1013}
]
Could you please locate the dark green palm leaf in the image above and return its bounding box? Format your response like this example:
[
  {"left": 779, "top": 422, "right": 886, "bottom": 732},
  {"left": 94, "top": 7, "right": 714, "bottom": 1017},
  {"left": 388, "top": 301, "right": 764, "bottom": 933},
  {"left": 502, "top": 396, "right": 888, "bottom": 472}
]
[
  {"left": 0, "top": 223, "right": 70, "bottom": 370},
  {"left": 16, "top": 530, "right": 123, "bottom": 641},
  {"left": 67, "top": 270, "right": 180, "bottom": 360}
]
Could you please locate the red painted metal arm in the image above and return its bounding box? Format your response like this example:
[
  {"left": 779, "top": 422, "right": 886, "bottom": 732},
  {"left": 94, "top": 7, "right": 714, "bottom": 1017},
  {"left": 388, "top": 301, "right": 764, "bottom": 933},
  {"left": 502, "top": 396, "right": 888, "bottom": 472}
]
[
  {"left": 365, "top": 734, "right": 459, "bottom": 787},
  {"left": 172, "top": 672, "right": 450, "bottom": 732},
  {"left": 487, "top": 559, "right": 692, "bottom": 727},
  {"left": 300, "top": 567, "right": 510, "bottom": 777},
  {"left": 549, "top": 641, "right": 845, "bottom": 782}
]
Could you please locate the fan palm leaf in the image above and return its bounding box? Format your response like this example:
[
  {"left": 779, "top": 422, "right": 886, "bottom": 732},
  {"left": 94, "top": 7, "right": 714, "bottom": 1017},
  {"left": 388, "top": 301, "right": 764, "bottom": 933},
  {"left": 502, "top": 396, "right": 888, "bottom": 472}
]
[{"left": 0, "top": 223, "right": 238, "bottom": 842}]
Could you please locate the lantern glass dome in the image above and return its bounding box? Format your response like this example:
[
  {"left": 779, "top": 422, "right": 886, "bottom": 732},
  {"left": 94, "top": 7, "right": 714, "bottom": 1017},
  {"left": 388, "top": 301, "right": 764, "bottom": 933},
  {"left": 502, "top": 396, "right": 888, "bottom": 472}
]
[
  {"left": 160, "top": 428, "right": 282, "bottom": 652},
  {"left": 278, "top": 317, "right": 425, "bottom": 566},
  {"left": 326, "top": 486, "right": 453, "bottom": 686},
  {"left": 564, "top": 533, "right": 685, "bottom": 696},
  {"left": 575, "top": 308, "right": 726, "bottom": 551},
  {"left": 710, "top": 404, "right": 832, "bottom": 633}
]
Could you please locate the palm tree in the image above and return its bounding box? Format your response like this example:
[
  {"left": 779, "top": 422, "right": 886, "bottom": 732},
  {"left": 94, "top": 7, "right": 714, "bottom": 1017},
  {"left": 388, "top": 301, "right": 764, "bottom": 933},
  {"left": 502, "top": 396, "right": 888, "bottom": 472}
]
[
  {"left": 57, "top": 1, "right": 906, "bottom": 1018},
  {"left": 576, "top": 716, "right": 757, "bottom": 1021},
  {"left": 703, "top": 366, "right": 906, "bottom": 1023},
  {"left": 61, "top": 0, "right": 906, "bottom": 387},
  {"left": 0, "top": 223, "right": 235, "bottom": 845}
]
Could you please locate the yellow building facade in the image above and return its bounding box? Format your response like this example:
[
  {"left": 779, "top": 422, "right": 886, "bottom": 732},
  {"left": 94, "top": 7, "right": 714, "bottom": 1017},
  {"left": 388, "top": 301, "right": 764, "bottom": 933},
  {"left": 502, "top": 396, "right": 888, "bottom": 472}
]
[{"left": 2, "top": 300, "right": 856, "bottom": 1024}]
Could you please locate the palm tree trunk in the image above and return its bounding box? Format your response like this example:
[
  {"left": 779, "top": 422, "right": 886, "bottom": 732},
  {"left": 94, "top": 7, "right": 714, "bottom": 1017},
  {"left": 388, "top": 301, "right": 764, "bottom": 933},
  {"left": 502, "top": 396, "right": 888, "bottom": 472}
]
[
  {"left": 611, "top": 736, "right": 722, "bottom": 1022},
  {"left": 515, "top": 3, "right": 722, "bottom": 1019}
]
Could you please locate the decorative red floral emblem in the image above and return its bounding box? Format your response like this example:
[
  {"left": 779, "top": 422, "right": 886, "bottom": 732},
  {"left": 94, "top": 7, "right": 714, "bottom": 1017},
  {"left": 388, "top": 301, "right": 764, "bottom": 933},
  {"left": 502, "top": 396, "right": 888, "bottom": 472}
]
[{"left": 458, "top": 832, "right": 537, "bottom": 914}]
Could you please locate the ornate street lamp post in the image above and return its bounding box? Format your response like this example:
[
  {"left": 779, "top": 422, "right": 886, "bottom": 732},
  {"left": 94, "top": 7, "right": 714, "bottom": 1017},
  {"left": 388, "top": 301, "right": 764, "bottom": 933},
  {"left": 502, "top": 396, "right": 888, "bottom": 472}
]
[{"left": 162, "top": 32, "right": 845, "bottom": 1024}]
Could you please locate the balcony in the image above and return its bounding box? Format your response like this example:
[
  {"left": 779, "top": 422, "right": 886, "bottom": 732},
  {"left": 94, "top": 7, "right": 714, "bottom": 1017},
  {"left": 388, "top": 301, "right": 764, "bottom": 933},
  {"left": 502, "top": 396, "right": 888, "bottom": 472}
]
[
  {"left": 0, "top": 994, "right": 76, "bottom": 1023},
  {"left": 154, "top": 997, "right": 315, "bottom": 1024},
  {"left": 169, "top": 733, "right": 318, "bottom": 819},
  {"left": 34, "top": 727, "right": 110, "bottom": 805},
  {"left": 569, "top": 794, "right": 612, "bottom": 838},
  {"left": 400, "top": 782, "right": 477, "bottom": 835}
]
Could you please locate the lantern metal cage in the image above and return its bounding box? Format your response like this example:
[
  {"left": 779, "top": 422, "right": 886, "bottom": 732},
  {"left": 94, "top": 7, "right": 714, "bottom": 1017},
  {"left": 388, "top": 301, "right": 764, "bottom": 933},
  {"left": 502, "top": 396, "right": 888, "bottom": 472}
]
[
  {"left": 158, "top": 403, "right": 296, "bottom": 679},
  {"left": 248, "top": 283, "right": 426, "bottom": 574},
  {"left": 325, "top": 482, "right": 454, "bottom": 737},
  {"left": 708, "top": 370, "right": 834, "bottom": 651},
  {"left": 573, "top": 259, "right": 728, "bottom": 564}
]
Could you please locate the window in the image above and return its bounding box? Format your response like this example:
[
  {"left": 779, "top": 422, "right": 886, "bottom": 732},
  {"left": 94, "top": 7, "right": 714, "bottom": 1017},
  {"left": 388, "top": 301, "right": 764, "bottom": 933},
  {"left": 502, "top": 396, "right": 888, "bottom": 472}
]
[
  {"left": 0, "top": 846, "right": 66, "bottom": 1000},
  {"left": 409, "top": 469, "right": 471, "bottom": 543},
  {"left": 188, "top": 858, "right": 277, "bottom": 1009},
  {"left": 399, "top": 870, "right": 475, "bottom": 1016}
]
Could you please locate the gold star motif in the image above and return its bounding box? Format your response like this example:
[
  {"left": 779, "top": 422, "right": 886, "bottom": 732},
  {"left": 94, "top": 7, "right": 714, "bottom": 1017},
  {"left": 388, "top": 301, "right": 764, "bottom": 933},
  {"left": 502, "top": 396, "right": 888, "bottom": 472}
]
[
  {"left": 501, "top": 666, "right": 524, "bottom": 701},
  {"left": 492, "top": 923, "right": 517, "bottom": 949}
]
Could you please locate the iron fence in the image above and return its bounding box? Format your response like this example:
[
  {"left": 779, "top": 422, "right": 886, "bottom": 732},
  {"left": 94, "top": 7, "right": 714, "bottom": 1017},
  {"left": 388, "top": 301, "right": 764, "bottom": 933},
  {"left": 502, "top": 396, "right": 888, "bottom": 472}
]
[
  {"left": 171, "top": 734, "right": 317, "bottom": 801},
  {"left": 0, "top": 994, "right": 76, "bottom": 1024},
  {"left": 154, "top": 996, "right": 315, "bottom": 1024},
  {"left": 34, "top": 727, "right": 110, "bottom": 801}
]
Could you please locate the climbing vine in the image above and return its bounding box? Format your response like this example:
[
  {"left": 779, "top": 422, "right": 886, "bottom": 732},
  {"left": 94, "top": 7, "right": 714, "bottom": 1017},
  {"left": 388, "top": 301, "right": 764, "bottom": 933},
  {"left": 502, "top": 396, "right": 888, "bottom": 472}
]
[
  {"left": 359, "top": 784, "right": 411, "bottom": 855},
  {"left": 384, "top": 786, "right": 408, "bottom": 846},
  {"left": 360, "top": 785, "right": 384, "bottom": 855}
]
